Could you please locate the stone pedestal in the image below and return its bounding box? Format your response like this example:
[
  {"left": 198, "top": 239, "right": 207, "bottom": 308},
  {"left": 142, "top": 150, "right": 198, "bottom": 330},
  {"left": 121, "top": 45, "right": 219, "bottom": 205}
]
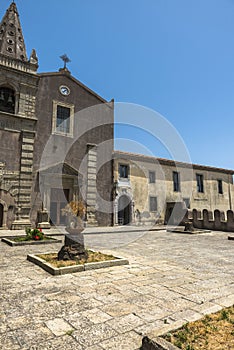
[
  {"left": 11, "top": 219, "right": 31, "bottom": 230},
  {"left": 86, "top": 206, "right": 98, "bottom": 227},
  {"left": 37, "top": 209, "right": 50, "bottom": 229}
]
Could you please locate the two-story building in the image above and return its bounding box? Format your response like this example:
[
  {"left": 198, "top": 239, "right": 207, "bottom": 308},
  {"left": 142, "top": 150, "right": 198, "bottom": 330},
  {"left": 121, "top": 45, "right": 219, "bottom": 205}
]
[{"left": 113, "top": 151, "right": 234, "bottom": 226}]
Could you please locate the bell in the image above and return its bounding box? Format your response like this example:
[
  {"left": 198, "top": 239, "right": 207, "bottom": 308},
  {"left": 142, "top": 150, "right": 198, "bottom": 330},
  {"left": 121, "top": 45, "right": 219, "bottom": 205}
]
[{"left": 8, "top": 95, "right": 13, "bottom": 104}]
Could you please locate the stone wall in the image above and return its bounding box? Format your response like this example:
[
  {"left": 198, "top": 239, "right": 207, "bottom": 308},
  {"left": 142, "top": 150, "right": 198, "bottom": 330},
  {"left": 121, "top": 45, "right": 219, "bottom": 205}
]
[{"left": 185, "top": 208, "right": 234, "bottom": 232}]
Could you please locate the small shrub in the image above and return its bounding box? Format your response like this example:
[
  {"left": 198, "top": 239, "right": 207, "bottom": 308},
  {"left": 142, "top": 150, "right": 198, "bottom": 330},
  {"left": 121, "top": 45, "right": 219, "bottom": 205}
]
[
  {"left": 219, "top": 309, "right": 229, "bottom": 321},
  {"left": 25, "top": 227, "right": 44, "bottom": 241}
]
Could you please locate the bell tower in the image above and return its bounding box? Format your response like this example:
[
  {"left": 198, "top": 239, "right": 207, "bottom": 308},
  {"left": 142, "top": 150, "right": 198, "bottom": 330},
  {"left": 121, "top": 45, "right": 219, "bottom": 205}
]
[{"left": 0, "top": 2, "right": 39, "bottom": 229}]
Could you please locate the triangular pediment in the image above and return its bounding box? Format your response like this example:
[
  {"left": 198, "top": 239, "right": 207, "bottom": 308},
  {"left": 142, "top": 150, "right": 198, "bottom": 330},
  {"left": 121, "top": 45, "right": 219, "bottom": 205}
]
[{"left": 38, "top": 71, "right": 110, "bottom": 104}]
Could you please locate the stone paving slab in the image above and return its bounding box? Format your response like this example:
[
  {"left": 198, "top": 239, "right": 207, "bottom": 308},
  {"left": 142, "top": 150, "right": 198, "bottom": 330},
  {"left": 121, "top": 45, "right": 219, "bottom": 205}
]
[{"left": 0, "top": 228, "right": 233, "bottom": 349}]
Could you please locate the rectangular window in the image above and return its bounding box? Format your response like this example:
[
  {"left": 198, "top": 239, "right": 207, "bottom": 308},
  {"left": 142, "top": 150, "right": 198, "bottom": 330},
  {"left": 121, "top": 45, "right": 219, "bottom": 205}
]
[
  {"left": 149, "top": 171, "right": 155, "bottom": 183},
  {"left": 52, "top": 101, "right": 74, "bottom": 137},
  {"left": 218, "top": 179, "right": 223, "bottom": 194},
  {"left": 149, "top": 196, "right": 157, "bottom": 212},
  {"left": 119, "top": 164, "right": 129, "bottom": 178},
  {"left": 56, "top": 105, "right": 70, "bottom": 133},
  {"left": 173, "top": 171, "right": 180, "bottom": 192},
  {"left": 196, "top": 174, "right": 204, "bottom": 193}
]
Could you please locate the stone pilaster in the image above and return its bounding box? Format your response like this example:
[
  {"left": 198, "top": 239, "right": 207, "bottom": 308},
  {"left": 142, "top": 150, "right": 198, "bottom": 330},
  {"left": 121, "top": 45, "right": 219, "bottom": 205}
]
[
  {"left": 11, "top": 130, "right": 35, "bottom": 229},
  {"left": 86, "top": 144, "right": 98, "bottom": 226}
]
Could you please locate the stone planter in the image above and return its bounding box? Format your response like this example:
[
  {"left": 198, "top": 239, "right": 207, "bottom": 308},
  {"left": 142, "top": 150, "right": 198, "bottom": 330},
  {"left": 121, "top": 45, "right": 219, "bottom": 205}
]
[
  {"left": 1, "top": 236, "right": 62, "bottom": 247},
  {"left": 167, "top": 228, "right": 211, "bottom": 234},
  {"left": 27, "top": 251, "right": 129, "bottom": 275}
]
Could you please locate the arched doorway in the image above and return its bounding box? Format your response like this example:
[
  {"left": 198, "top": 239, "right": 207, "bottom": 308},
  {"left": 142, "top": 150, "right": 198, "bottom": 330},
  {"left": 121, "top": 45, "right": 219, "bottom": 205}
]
[
  {"left": 118, "top": 195, "right": 132, "bottom": 225},
  {"left": 0, "top": 203, "right": 4, "bottom": 227}
]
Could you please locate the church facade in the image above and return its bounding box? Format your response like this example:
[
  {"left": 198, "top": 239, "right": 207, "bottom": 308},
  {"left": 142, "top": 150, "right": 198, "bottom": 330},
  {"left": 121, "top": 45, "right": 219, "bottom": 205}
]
[{"left": 0, "top": 2, "right": 114, "bottom": 229}]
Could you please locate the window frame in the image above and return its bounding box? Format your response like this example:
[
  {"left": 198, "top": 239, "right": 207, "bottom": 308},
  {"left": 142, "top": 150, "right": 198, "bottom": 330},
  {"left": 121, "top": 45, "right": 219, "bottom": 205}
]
[
  {"left": 149, "top": 170, "right": 156, "bottom": 184},
  {"left": 173, "top": 171, "right": 181, "bottom": 192},
  {"left": 149, "top": 196, "right": 157, "bottom": 212},
  {"left": 52, "top": 100, "right": 74, "bottom": 137},
  {"left": 217, "top": 179, "right": 223, "bottom": 195},
  {"left": 119, "top": 164, "right": 129, "bottom": 179},
  {"left": 196, "top": 173, "right": 204, "bottom": 193}
]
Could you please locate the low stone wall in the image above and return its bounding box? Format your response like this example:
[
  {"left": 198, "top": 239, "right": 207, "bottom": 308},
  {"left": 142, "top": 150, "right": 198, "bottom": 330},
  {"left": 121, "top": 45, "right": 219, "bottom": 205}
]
[
  {"left": 141, "top": 336, "right": 179, "bottom": 350},
  {"left": 184, "top": 209, "right": 234, "bottom": 232}
]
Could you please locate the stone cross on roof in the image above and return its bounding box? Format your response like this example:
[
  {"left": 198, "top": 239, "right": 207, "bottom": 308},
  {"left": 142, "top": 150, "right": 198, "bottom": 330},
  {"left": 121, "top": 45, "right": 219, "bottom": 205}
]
[{"left": 60, "top": 54, "right": 71, "bottom": 69}]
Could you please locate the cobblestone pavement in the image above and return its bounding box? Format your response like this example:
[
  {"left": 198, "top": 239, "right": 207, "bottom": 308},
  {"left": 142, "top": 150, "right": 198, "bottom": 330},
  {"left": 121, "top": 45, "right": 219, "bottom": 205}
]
[{"left": 0, "top": 228, "right": 233, "bottom": 349}]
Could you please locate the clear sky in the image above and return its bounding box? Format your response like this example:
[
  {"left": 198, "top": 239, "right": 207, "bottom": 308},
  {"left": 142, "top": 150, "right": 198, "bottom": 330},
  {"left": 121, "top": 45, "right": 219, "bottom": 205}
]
[{"left": 1, "top": 0, "right": 234, "bottom": 169}]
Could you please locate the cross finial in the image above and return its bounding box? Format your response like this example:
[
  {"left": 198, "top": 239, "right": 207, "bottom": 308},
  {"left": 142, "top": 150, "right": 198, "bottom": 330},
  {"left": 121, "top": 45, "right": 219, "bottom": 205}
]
[{"left": 60, "top": 54, "right": 71, "bottom": 69}]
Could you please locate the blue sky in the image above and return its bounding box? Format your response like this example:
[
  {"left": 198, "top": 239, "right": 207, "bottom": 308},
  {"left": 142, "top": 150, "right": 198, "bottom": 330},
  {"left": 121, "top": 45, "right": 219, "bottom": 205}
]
[{"left": 1, "top": 0, "right": 234, "bottom": 169}]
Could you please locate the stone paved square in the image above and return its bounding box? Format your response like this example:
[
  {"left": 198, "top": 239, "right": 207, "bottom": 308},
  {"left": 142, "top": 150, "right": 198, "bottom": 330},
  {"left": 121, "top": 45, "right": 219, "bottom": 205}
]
[{"left": 0, "top": 228, "right": 233, "bottom": 349}]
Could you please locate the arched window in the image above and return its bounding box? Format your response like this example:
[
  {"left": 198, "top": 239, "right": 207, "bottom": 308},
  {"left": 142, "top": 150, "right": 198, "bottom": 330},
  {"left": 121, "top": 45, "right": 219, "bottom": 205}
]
[{"left": 0, "top": 87, "right": 15, "bottom": 114}]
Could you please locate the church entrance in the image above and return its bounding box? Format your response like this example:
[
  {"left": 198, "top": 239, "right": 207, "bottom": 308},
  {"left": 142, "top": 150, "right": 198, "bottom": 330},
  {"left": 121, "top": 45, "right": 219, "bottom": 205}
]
[
  {"left": 118, "top": 195, "right": 132, "bottom": 225},
  {"left": 50, "top": 188, "right": 70, "bottom": 226},
  {"left": 0, "top": 203, "right": 3, "bottom": 227}
]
